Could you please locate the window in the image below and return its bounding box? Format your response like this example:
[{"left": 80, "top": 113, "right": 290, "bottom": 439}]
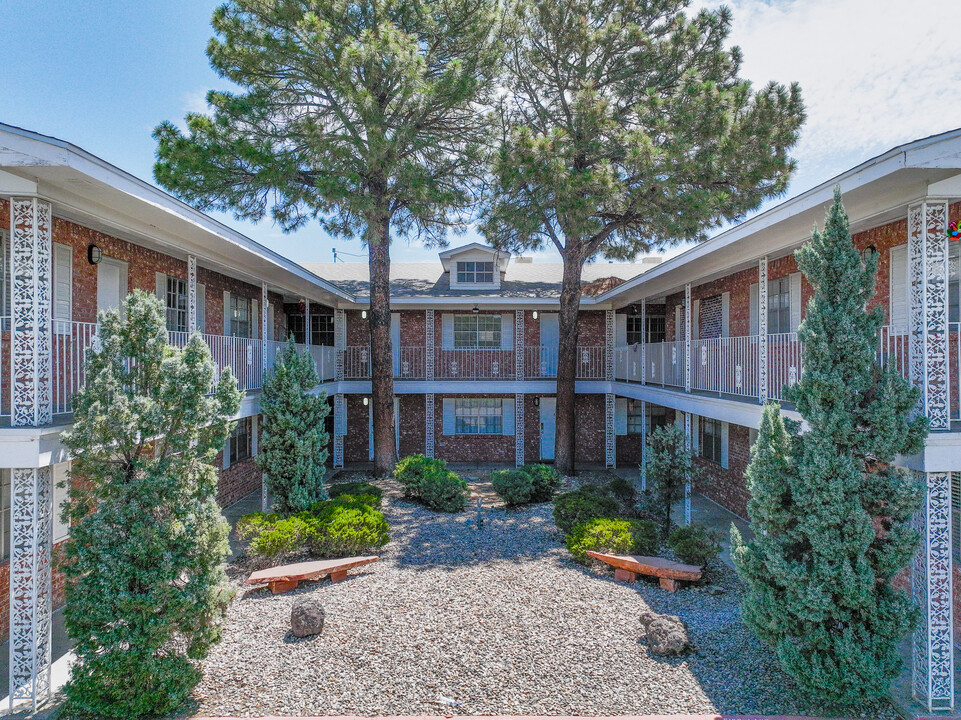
[
  {"left": 626, "top": 316, "right": 643, "bottom": 345},
  {"left": 165, "top": 276, "right": 188, "bottom": 333},
  {"left": 453, "top": 314, "right": 501, "bottom": 348},
  {"left": 627, "top": 400, "right": 644, "bottom": 434},
  {"left": 646, "top": 316, "right": 665, "bottom": 343},
  {"left": 767, "top": 277, "right": 791, "bottom": 334},
  {"left": 454, "top": 399, "right": 503, "bottom": 434},
  {"left": 700, "top": 417, "right": 722, "bottom": 464},
  {"left": 287, "top": 313, "right": 307, "bottom": 343},
  {"left": 456, "top": 261, "right": 494, "bottom": 284},
  {"left": 312, "top": 314, "right": 335, "bottom": 346},
  {"left": 230, "top": 417, "right": 252, "bottom": 463},
  {"left": 647, "top": 404, "right": 668, "bottom": 434},
  {"left": 230, "top": 295, "right": 252, "bottom": 338},
  {"left": 0, "top": 469, "right": 9, "bottom": 561}
]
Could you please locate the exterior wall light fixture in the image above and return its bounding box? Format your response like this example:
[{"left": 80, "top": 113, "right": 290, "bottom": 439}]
[{"left": 87, "top": 244, "right": 102, "bottom": 265}]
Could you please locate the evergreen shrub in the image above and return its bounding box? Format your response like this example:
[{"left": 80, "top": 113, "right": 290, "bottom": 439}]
[
  {"left": 490, "top": 469, "right": 535, "bottom": 506},
  {"left": 418, "top": 469, "right": 469, "bottom": 513},
  {"left": 520, "top": 464, "right": 562, "bottom": 501},
  {"left": 552, "top": 489, "right": 620, "bottom": 534},
  {"left": 667, "top": 523, "right": 721, "bottom": 566},
  {"left": 565, "top": 518, "right": 659, "bottom": 564},
  {"left": 394, "top": 454, "right": 447, "bottom": 497},
  {"left": 327, "top": 482, "right": 383, "bottom": 505}
]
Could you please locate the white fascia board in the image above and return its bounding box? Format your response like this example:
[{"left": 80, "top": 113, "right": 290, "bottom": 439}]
[
  {"left": 898, "top": 433, "right": 961, "bottom": 473},
  {"left": 611, "top": 382, "right": 803, "bottom": 428},
  {"left": 0, "top": 168, "right": 38, "bottom": 194},
  {"left": 0, "top": 124, "right": 355, "bottom": 305},
  {"left": 356, "top": 296, "right": 611, "bottom": 309},
  {"left": 595, "top": 130, "right": 961, "bottom": 306},
  {"left": 318, "top": 379, "right": 611, "bottom": 394}
]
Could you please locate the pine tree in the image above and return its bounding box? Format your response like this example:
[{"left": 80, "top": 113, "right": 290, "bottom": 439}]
[
  {"left": 481, "top": 0, "right": 805, "bottom": 474},
  {"left": 732, "top": 188, "right": 928, "bottom": 704},
  {"left": 60, "top": 291, "right": 241, "bottom": 719},
  {"left": 258, "top": 338, "right": 330, "bottom": 514},
  {"left": 643, "top": 423, "right": 697, "bottom": 540},
  {"left": 153, "top": 0, "right": 503, "bottom": 476}
]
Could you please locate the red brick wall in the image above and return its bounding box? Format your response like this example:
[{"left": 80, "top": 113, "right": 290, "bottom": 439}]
[
  {"left": 216, "top": 454, "right": 262, "bottom": 508},
  {"left": 398, "top": 394, "right": 426, "bottom": 457},
  {"left": 344, "top": 394, "right": 371, "bottom": 463},
  {"left": 573, "top": 394, "right": 606, "bottom": 465},
  {"left": 696, "top": 422, "right": 752, "bottom": 520},
  {"left": 432, "top": 394, "right": 516, "bottom": 463}
]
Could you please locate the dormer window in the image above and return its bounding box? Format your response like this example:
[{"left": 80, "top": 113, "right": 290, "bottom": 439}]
[{"left": 457, "top": 261, "right": 494, "bottom": 284}]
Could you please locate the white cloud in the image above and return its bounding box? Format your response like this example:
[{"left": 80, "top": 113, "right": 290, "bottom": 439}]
[{"left": 707, "top": 0, "right": 961, "bottom": 191}]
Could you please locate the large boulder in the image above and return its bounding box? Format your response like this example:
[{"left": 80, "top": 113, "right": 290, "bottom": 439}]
[
  {"left": 639, "top": 610, "right": 691, "bottom": 656},
  {"left": 291, "top": 595, "right": 325, "bottom": 638}
]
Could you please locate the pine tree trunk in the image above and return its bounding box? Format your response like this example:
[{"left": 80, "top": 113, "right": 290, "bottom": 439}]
[
  {"left": 366, "top": 199, "right": 397, "bottom": 478},
  {"left": 554, "top": 251, "right": 586, "bottom": 476}
]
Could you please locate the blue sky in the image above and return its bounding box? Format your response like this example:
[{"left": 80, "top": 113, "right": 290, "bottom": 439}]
[{"left": 1, "top": 0, "right": 959, "bottom": 265}]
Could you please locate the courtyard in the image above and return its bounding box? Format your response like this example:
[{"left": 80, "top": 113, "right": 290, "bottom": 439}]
[{"left": 189, "top": 473, "right": 896, "bottom": 719}]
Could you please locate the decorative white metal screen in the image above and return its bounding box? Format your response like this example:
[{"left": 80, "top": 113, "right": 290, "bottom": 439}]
[
  {"left": 604, "top": 393, "right": 615, "bottom": 467},
  {"left": 639, "top": 399, "right": 647, "bottom": 491},
  {"left": 912, "top": 470, "right": 954, "bottom": 710},
  {"left": 757, "top": 257, "right": 768, "bottom": 405},
  {"left": 425, "top": 393, "right": 435, "bottom": 458},
  {"left": 640, "top": 299, "right": 647, "bottom": 385},
  {"left": 333, "top": 394, "right": 345, "bottom": 467},
  {"left": 683, "top": 411, "right": 692, "bottom": 524},
  {"left": 11, "top": 198, "right": 52, "bottom": 427},
  {"left": 425, "top": 309, "right": 435, "bottom": 381},
  {"left": 605, "top": 310, "right": 615, "bottom": 381},
  {"left": 684, "top": 284, "right": 692, "bottom": 393},
  {"left": 187, "top": 254, "right": 197, "bottom": 334},
  {"left": 515, "top": 310, "right": 524, "bottom": 381},
  {"left": 9, "top": 466, "right": 52, "bottom": 713},
  {"left": 334, "top": 309, "right": 346, "bottom": 381},
  {"left": 514, "top": 392, "right": 525, "bottom": 467}
]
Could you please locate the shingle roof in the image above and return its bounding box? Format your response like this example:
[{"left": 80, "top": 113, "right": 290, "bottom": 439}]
[{"left": 301, "top": 258, "right": 661, "bottom": 298}]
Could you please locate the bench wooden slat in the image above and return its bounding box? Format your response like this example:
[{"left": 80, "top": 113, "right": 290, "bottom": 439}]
[
  {"left": 586, "top": 552, "right": 701, "bottom": 592},
  {"left": 247, "top": 555, "right": 379, "bottom": 594}
]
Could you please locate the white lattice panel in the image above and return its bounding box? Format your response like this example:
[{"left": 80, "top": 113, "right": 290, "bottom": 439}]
[
  {"left": 425, "top": 393, "right": 435, "bottom": 458},
  {"left": 515, "top": 392, "right": 525, "bottom": 467},
  {"left": 758, "top": 257, "right": 768, "bottom": 405}
]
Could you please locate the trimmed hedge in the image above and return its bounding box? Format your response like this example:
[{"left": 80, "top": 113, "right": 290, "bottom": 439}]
[
  {"left": 394, "top": 455, "right": 468, "bottom": 512},
  {"left": 565, "top": 518, "right": 659, "bottom": 564},
  {"left": 667, "top": 523, "right": 722, "bottom": 566},
  {"left": 552, "top": 488, "right": 620, "bottom": 534},
  {"left": 519, "top": 464, "right": 562, "bottom": 502},
  {"left": 327, "top": 481, "right": 383, "bottom": 505},
  {"left": 490, "top": 469, "right": 534, "bottom": 506}
]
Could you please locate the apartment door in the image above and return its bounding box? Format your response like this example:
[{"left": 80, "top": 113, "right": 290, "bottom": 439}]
[
  {"left": 97, "top": 258, "right": 127, "bottom": 316},
  {"left": 539, "top": 313, "right": 559, "bottom": 376},
  {"left": 539, "top": 397, "right": 556, "bottom": 461}
]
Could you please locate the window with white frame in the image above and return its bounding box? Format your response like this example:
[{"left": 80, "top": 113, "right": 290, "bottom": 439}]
[
  {"left": 312, "top": 314, "right": 335, "bottom": 346},
  {"left": 626, "top": 315, "right": 666, "bottom": 344},
  {"left": 229, "top": 295, "right": 252, "bottom": 338},
  {"left": 647, "top": 404, "right": 668, "bottom": 433},
  {"left": 454, "top": 398, "right": 503, "bottom": 434},
  {"left": 626, "top": 316, "right": 643, "bottom": 345},
  {"left": 453, "top": 314, "right": 501, "bottom": 348},
  {"left": 165, "top": 276, "right": 188, "bottom": 333},
  {"left": 767, "top": 277, "right": 791, "bottom": 334},
  {"left": 627, "top": 400, "right": 644, "bottom": 435},
  {"left": 230, "top": 417, "right": 252, "bottom": 463},
  {"left": 700, "top": 417, "right": 722, "bottom": 464},
  {"left": 456, "top": 261, "right": 494, "bottom": 284}
]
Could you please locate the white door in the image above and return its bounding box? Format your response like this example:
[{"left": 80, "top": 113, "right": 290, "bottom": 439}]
[
  {"left": 539, "top": 313, "right": 559, "bottom": 377},
  {"left": 540, "top": 397, "right": 556, "bottom": 461},
  {"left": 97, "top": 259, "right": 126, "bottom": 316}
]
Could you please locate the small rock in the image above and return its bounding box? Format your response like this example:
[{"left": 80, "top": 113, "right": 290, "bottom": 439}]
[
  {"left": 291, "top": 595, "right": 325, "bottom": 637},
  {"left": 639, "top": 610, "right": 691, "bottom": 656},
  {"left": 703, "top": 584, "right": 726, "bottom": 596}
]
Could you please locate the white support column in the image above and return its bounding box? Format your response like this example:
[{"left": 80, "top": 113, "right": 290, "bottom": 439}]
[
  {"left": 758, "top": 256, "right": 769, "bottom": 405},
  {"left": 515, "top": 310, "right": 524, "bottom": 381},
  {"left": 425, "top": 309, "right": 435, "bottom": 381},
  {"left": 605, "top": 393, "right": 616, "bottom": 468},
  {"left": 684, "top": 284, "right": 692, "bottom": 393},
  {"left": 908, "top": 200, "right": 951, "bottom": 429},
  {"left": 260, "top": 283, "right": 268, "bottom": 378},
  {"left": 639, "top": 399, "right": 647, "bottom": 491},
  {"left": 333, "top": 393, "right": 345, "bottom": 468},
  {"left": 640, "top": 298, "right": 647, "bottom": 385},
  {"left": 9, "top": 466, "right": 53, "bottom": 713},
  {"left": 605, "top": 310, "right": 615, "bottom": 382},
  {"left": 515, "top": 393, "right": 525, "bottom": 467},
  {"left": 187, "top": 254, "right": 197, "bottom": 334},
  {"left": 425, "top": 393, "right": 435, "bottom": 458},
  {"left": 683, "top": 411, "right": 692, "bottom": 525},
  {"left": 912, "top": 471, "right": 954, "bottom": 711},
  {"left": 10, "top": 197, "right": 52, "bottom": 428},
  {"left": 334, "top": 308, "right": 346, "bottom": 382}
]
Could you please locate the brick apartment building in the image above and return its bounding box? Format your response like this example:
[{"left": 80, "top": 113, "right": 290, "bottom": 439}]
[{"left": 1, "top": 123, "right": 959, "bottom": 711}]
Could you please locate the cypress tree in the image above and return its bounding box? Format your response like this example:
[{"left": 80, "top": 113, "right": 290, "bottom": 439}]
[
  {"left": 732, "top": 188, "right": 928, "bottom": 703},
  {"left": 60, "top": 291, "right": 241, "bottom": 718},
  {"left": 258, "top": 338, "right": 330, "bottom": 514},
  {"left": 644, "top": 423, "right": 697, "bottom": 541}
]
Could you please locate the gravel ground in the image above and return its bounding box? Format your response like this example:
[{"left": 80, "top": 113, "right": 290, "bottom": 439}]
[{"left": 191, "top": 474, "right": 896, "bottom": 718}]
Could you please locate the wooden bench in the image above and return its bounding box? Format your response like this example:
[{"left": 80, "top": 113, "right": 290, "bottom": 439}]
[
  {"left": 247, "top": 556, "right": 379, "bottom": 594},
  {"left": 586, "top": 551, "right": 702, "bottom": 592}
]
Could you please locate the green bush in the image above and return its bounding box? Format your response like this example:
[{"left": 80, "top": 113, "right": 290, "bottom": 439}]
[
  {"left": 419, "top": 469, "right": 469, "bottom": 513},
  {"left": 327, "top": 481, "right": 383, "bottom": 505},
  {"left": 552, "top": 489, "right": 620, "bottom": 534},
  {"left": 394, "top": 454, "right": 449, "bottom": 498},
  {"left": 565, "top": 518, "right": 660, "bottom": 564},
  {"left": 520, "top": 464, "right": 562, "bottom": 502},
  {"left": 312, "top": 493, "right": 379, "bottom": 512},
  {"left": 249, "top": 516, "right": 311, "bottom": 557},
  {"left": 668, "top": 523, "right": 722, "bottom": 566},
  {"left": 309, "top": 501, "right": 390, "bottom": 556},
  {"left": 235, "top": 512, "right": 281, "bottom": 541},
  {"left": 606, "top": 476, "right": 637, "bottom": 510},
  {"left": 491, "top": 469, "right": 535, "bottom": 506}
]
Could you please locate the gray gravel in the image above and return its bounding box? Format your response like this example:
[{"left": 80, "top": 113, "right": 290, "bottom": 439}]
[{"left": 192, "top": 475, "right": 896, "bottom": 718}]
